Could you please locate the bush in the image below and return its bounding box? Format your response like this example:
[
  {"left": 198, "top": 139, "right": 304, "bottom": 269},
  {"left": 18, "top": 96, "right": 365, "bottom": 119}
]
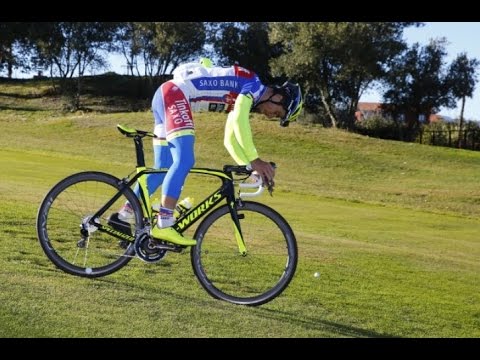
[
  {"left": 299, "top": 111, "right": 331, "bottom": 127},
  {"left": 355, "top": 116, "right": 404, "bottom": 140}
]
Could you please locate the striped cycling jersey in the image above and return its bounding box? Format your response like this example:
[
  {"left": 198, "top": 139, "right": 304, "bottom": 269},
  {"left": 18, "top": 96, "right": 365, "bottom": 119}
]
[{"left": 171, "top": 63, "right": 267, "bottom": 113}]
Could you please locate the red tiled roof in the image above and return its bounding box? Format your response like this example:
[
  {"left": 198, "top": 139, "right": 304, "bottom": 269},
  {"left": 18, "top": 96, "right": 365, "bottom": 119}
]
[{"left": 357, "top": 102, "right": 382, "bottom": 111}]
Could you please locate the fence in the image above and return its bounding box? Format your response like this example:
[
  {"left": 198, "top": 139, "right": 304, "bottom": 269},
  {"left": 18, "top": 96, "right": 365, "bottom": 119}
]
[{"left": 418, "top": 129, "right": 480, "bottom": 151}]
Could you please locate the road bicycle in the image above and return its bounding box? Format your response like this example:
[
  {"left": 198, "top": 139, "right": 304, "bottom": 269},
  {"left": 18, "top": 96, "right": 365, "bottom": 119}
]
[{"left": 36, "top": 124, "right": 298, "bottom": 306}]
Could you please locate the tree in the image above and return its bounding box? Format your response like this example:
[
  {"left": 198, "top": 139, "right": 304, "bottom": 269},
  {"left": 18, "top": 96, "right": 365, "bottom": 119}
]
[
  {"left": 208, "top": 22, "right": 280, "bottom": 83},
  {"left": 0, "top": 22, "right": 32, "bottom": 78},
  {"left": 447, "top": 53, "right": 479, "bottom": 144},
  {"left": 269, "top": 22, "right": 418, "bottom": 128},
  {"left": 382, "top": 38, "right": 456, "bottom": 132},
  {"left": 128, "top": 22, "right": 206, "bottom": 78},
  {"left": 31, "top": 22, "right": 117, "bottom": 110},
  {"left": 32, "top": 22, "right": 116, "bottom": 79},
  {"left": 115, "top": 22, "right": 139, "bottom": 76}
]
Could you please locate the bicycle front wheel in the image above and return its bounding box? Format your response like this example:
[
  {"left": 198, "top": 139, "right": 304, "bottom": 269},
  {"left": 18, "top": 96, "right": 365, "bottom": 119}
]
[
  {"left": 36, "top": 171, "right": 143, "bottom": 278},
  {"left": 191, "top": 201, "right": 297, "bottom": 306}
]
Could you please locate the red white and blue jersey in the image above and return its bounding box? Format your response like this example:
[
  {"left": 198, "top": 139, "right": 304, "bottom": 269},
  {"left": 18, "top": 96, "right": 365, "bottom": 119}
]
[{"left": 171, "top": 63, "right": 267, "bottom": 113}]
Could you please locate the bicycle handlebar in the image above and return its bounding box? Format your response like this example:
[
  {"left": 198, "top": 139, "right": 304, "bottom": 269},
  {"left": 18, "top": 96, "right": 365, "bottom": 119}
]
[
  {"left": 223, "top": 162, "right": 276, "bottom": 175},
  {"left": 238, "top": 173, "right": 265, "bottom": 198},
  {"left": 235, "top": 162, "right": 276, "bottom": 198}
]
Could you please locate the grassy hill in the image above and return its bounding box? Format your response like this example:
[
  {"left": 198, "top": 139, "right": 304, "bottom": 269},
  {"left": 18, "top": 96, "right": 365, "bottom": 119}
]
[
  {"left": 0, "top": 73, "right": 163, "bottom": 113},
  {"left": 0, "top": 79, "right": 479, "bottom": 338}
]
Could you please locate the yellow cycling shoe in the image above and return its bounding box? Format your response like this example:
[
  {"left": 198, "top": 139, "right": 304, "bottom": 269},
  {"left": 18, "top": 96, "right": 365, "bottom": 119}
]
[{"left": 150, "top": 226, "right": 197, "bottom": 246}]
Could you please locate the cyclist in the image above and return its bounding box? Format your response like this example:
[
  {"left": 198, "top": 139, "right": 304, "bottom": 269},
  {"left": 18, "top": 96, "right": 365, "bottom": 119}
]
[{"left": 117, "top": 58, "right": 303, "bottom": 247}]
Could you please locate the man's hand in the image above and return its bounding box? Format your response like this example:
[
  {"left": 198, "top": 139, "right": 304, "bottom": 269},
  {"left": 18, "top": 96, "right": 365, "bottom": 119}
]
[{"left": 250, "top": 158, "right": 275, "bottom": 187}]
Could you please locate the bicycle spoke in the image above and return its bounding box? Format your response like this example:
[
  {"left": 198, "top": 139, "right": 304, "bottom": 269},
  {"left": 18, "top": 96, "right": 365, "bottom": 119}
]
[
  {"left": 192, "top": 202, "right": 297, "bottom": 305},
  {"left": 37, "top": 172, "right": 141, "bottom": 277}
]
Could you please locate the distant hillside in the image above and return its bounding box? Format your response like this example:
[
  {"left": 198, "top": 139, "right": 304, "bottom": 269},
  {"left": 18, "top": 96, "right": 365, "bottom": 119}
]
[{"left": 0, "top": 73, "right": 171, "bottom": 113}]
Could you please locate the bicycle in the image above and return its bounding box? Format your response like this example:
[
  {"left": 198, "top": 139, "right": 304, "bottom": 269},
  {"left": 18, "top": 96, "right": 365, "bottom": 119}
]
[{"left": 36, "top": 124, "right": 298, "bottom": 306}]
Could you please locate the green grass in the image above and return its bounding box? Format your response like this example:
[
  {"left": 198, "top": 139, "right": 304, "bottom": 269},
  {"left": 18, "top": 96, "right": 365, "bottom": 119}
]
[{"left": 0, "top": 105, "right": 479, "bottom": 337}]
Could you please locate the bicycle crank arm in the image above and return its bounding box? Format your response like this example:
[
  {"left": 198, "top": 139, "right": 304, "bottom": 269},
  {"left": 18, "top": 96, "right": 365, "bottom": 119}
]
[{"left": 148, "top": 241, "right": 185, "bottom": 252}]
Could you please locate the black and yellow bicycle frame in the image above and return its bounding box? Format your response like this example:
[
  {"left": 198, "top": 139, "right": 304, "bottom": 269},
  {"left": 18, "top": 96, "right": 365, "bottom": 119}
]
[{"left": 90, "top": 124, "right": 248, "bottom": 254}]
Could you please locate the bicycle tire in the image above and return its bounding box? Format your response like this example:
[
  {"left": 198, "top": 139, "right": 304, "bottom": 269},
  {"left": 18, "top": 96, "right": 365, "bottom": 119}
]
[
  {"left": 36, "top": 171, "right": 144, "bottom": 278},
  {"left": 191, "top": 201, "right": 297, "bottom": 306}
]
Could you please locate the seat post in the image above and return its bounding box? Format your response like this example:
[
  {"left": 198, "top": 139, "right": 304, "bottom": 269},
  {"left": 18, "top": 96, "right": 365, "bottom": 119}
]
[{"left": 133, "top": 135, "right": 146, "bottom": 167}]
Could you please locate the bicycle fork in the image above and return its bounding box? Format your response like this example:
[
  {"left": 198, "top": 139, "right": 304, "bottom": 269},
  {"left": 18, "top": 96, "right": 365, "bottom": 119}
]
[{"left": 228, "top": 199, "right": 247, "bottom": 256}]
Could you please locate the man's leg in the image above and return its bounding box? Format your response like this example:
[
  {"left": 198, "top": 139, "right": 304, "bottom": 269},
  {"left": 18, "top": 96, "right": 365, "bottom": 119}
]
[{"left": 151, "top": 80, "right": 196, "bottom": 246}]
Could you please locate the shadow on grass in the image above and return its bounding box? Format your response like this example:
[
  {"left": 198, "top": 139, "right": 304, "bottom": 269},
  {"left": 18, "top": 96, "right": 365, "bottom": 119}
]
[
  {"left": 0, "top": 91, "right": 43, "bottom": 99},
  {"left": 0, "top": 101, "right": 145, "bottom": 114},
  {"left": 0, "top": 104, "right": 47, "bottom": 112},
  {"left": 90, "top": 268, "right": 396, "bottom": 338},
  {"left": 17, "top": 229, "right": 396, "bottom": 339},
  {"left": 255, "top": 307, "right": 396, "bottom": 338}
]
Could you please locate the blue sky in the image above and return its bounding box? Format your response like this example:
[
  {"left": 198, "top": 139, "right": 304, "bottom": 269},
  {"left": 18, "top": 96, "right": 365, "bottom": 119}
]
[{"left": 360, "top": 22, "right": 480, "bottom": 120}]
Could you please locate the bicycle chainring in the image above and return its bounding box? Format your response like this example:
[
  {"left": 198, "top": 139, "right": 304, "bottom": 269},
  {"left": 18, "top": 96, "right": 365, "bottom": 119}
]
[{"left": 134, "top": 233, "right": 167, "bottom": 263}]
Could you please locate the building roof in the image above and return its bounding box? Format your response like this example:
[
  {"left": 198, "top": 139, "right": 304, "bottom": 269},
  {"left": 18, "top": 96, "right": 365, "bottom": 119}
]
[{"left": 357, "top": 102, "right": 382, "bottom": 111}]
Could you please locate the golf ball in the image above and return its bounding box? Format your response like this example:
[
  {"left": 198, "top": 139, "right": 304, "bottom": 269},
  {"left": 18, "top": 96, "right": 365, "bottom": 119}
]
[{"left": 314, "top": 272, "right": 320, "bottom": 278}]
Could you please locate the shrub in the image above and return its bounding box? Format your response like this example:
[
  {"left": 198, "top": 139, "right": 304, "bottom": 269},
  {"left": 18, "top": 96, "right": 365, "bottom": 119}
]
[{"left": 355, "top": 115, "right": 404, "bottom": 140}]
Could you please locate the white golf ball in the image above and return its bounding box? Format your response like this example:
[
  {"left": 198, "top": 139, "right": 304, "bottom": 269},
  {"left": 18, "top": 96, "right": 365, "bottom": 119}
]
[
  {"left": 85, "top": 268, "right": 93, "bottom": 274},
  {"left": 314, "top": 272, "right": 320, "bottom": 278}
]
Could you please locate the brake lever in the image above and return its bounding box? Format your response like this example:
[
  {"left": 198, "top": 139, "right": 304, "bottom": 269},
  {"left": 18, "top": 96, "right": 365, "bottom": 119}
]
[
  {"left": 267, "top": 180, "right": 274, "bottom": 196},
  {"left": 268, "top": 185, "right": 274, "bottom": 196},
  {"left": 267, "top": 162, "right": 276, "bottom": 196}
]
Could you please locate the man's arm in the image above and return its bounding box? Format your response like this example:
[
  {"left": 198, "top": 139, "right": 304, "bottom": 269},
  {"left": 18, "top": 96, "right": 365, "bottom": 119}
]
[
  {"left": 227, "top": 94, "right": 259, "bottom": 162},
  {"left": 223, "top": 93, "right": 275, "bottom": 183},
  {"left": 224, "top": 119, "right": 249, "bottom": 165}
]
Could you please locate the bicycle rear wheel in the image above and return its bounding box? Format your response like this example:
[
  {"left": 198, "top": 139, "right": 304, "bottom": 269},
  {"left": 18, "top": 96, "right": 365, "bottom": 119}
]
[
  {"left": 36, "top": 171, "right": 143, "bottom": 278},
  {"left": 191, "top": 201, "right": 297, "bottom": 306}
]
